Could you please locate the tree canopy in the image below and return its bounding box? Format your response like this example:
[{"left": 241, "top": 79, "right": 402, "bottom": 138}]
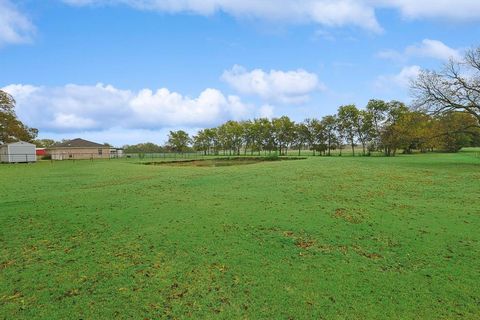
[
  {"left": 412, "top": 46, "right": 480, "bottom": 126},
  {"left": 0, "top": 90, "right": 38, "bottom": 144}
]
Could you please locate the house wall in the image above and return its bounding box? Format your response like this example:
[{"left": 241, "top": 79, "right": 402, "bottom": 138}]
[{"left": 47, "top": 147, "right": 111, "bottom": 160}]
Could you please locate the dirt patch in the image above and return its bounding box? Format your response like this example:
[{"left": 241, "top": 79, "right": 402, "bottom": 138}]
[
  {"left": 142, "top": 157, "right": 306, "bottom": 167},
  {"left": 333, "top": 208, "right": 365, "bottom": 224},
  {"left": 295, "top": 239, "right": 316, "bottom": 249}
]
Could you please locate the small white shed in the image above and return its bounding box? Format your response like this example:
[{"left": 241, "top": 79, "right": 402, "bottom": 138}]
[{"left": 0, "top": 141, "right": 37, "bottom": 163}]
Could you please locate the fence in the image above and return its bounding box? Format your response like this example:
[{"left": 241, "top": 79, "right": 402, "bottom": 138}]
[
  {"left": 4, "top": 148, "right": 478, "bottom": 164},
  {"left": 0, "top": 153, "right": 37, "bottom": 163},
  {"left": 0, "top": 150, "right": 387, "bottom": 163}
]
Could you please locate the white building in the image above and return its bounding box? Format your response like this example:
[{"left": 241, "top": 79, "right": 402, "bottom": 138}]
[
  {"left": 109, "top": 148, "right": 124, "bottom": 158},
  {"left": 0, "top": 141, "right": 37, "bottom": 163}
]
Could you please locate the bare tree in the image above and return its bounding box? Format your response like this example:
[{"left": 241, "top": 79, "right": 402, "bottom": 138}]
[{"left": 412, "top": 46, "right": 480, "bottom": 125}]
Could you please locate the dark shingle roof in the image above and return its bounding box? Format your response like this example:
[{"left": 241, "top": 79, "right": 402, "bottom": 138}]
[{"left": 51, "top": 138, "right": 105, "bottom": 148}]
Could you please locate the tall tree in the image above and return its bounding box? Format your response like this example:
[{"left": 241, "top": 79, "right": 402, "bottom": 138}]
[
  {"left": 305, "top": 118, "right": 326, "bottom": 156},
  {"left": 412, "top": 46, "right": 480, "bottom": 125},
  {"left": 272, "top": 116, "right": 295, "bottom": 155},
  {"left": 337, "top": 105, "right": 359, "bottom": 156},
  {"left": 293, "top": 122, "right": 310, "bottom": 156},
  {"left": 380, "top": 101, "right": 409, "bottom": 156},
  {"left": 356, "top": 110, "right": 375, "bottom": 155},
  {"left": 321, "top": 115, "right": 338, "bottom": 156},
  {"left": 167, "top": 130, "right": 191, "bottom": 152},
  {"left": 366, "top": 99, "right": 389, "bottom": 151},
  {"left": 432, "top": 112, "right": 480, "bottom": 152},
  {"left": 0, "top": 90, "right": 38, "bottom": 144},
  {"left": 193, "top": 129, "right": 210, "bottom": 155}
]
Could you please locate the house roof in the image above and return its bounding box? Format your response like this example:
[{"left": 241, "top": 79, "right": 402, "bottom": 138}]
[{"left": 51, "top": 138, "right": 105, "bottom": 148}]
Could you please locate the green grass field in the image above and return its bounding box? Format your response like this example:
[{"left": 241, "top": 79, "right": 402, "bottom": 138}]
[{"left": 1, "top": 150, "right": 479, "bottom": 319}]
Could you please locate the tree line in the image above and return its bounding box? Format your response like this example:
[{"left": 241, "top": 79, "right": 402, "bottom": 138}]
[{"left": 154, "top": 103, "right": 478, "bottom": 157}]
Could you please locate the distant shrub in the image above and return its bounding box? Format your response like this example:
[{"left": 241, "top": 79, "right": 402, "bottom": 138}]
[{"left": 264, "top": 155, "right": 280, "bottom": 161}]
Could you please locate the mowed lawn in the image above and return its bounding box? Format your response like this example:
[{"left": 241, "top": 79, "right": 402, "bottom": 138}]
[{"left": 1, "top": 151, "right": 479, "bottom": 319}]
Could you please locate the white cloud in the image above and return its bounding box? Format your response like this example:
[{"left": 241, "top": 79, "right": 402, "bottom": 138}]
[
  {"left": 61, "top": 0, "right": 480, "bottom": 32},
  {"left": 382, "top": 0, "right": 480, "bottom": 21},
  {"left": 405, "top": 39, "right": 461, "bottom": 61},
  {"left": 41, "top": 127, "right": 194, "bottom": 146},
  {"left": 0, "top": 0, "right": 35, "bottom": 46},
  {"left": 222, "top": 65, "right": 324, "bottom": 104},
  {"left": 1, "top": 83, "right": 254, "bottom": 133},
  {"left": 62, "top": 0, "right": 383, "bottom": 32},
  {"left": 378, "top": 39, "right": 461, "bottom": 62},
  {"left": 375, "top": 65, "right": 421, "bottom": 90},
  {"left": 259, "top": 105, "right": 275, "bottom": 119}
]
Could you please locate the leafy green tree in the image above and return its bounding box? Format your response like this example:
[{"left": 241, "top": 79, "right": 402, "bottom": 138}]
[
  {"left": 241, "top": 120, "right": 255, "bottom": 155},
  {"left": 226, "top": 121, "right": 244, "bottom": 155},
  {"left": 254, "top": 118, "right": 274, "bottom": 155},
  {"left": 356, "top": 110, "right": 375, "bottom": 155},
  {"left": 167, "top": 130, "right": 191, "bottom": 152},
  {"left": 433, "top": 112, "right": 480, "bottom": 152},
  {"left": 321, "top": 115, "right": 338, "bottom": 156},
  {"left": 380, "top": 101, "right": 410, "bottom": 156},
  {"left": 193, "top": 129, "right": 211, "bottom": 155},
  {"left": 366, "top": 99, "right": 389, "bottom": 151},
  {"left": 123, "top": 143, "right": 164, "bottom": 153},
  {"left": 293, "top": 122, "right": 310, "bottom": 156},
  {"left": 272, "top": 116, "right": 295, "bottom": 155},
  {"left": 337, "top": 105, "right": 359, "bottom": 156},
  {"left": 304, "top": 118, "right": 326, "bottom": 156},
  {"left": 0, "top": 90, "right": 38, "bottom": 144}
]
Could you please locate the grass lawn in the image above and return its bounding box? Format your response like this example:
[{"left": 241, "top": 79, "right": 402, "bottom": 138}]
[{"left": 1, "top": 150, "right": 479, "bottom": 319}]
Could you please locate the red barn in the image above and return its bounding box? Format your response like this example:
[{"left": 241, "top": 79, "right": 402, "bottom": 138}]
[{"left": 36, "top": 148, "right": 46, "bottom": 156}]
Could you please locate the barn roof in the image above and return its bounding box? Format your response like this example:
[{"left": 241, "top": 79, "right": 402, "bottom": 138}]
[
  {"left": 51, "top": 138, "right": 105, "bottom": 148},
  {"left": 0, "top": 141, "right": 35, "bottom": 147}
]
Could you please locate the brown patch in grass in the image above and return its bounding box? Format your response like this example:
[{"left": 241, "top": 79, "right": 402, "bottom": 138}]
[
  {"left": 0, "top": 260, "right": 15, "bottom": 270},
  {"left": 352, "top": 245, "right": 383, "bottom": 260},
  {"left": 333, "top": 208, "right": 364, "bottom": 224},
  {"left": 283, "top": 231, "right": 295, "bottom": 237},
  {"left": 295, "top": 239, "right": 315, "bottom": 249}
]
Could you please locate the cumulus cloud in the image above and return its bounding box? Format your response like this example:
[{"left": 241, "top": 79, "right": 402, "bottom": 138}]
[
  {"left": 1, "top": 83, "right": 255, "bottom": 133},
  {"left": 61, "top": 0, "right": 480, "bottom": 32},
  {"left": 382, "top": 0, "right": 480, "bottom": 21},
  {"left": 62, "top": 0, "right": 383, "bottom": 32},
  {"left": 0, "top": 0, "right": 35, "bottom": 46},
  {"left": 259, "top": 105, "right": 275, "bottom": 119},
  {"left": 375, "top": 65, "right": 421, "bottom": 90},
  {"left": 222, "top": 65, "right": 324, "bottom": 104},
  {"left": 405, "top": 39, "right": 461, "bottom": 61},
  {"left": 378, "top": 39, "right": 461, "bottom": 62}
]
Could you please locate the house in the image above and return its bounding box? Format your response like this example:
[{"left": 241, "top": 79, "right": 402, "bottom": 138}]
[
  {"left": 47, "top": 138, "right": 111, "bottom": 160},
  {"left": 0, "top": 141, "right": 37, "bottom": 163}
]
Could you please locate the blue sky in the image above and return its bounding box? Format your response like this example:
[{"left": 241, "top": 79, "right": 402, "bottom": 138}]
[{"left": 1, "top": 0, "right": 479, "bottom": 146}]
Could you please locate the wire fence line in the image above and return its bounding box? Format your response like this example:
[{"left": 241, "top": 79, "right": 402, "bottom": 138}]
[
  {"left": 0, "top": 149, "right": 390, "bottom": 164},
  {"left": 6, "top": 147, "right": 478, "bottom": 163}
]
